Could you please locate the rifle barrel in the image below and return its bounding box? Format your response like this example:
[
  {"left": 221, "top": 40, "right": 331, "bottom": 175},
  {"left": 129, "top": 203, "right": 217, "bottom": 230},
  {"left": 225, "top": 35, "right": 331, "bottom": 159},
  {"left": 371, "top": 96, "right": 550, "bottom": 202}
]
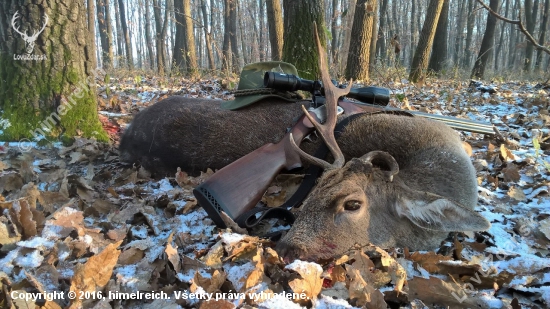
[{"left": 354, "top": 102, "right": 494, "bottom": 135}]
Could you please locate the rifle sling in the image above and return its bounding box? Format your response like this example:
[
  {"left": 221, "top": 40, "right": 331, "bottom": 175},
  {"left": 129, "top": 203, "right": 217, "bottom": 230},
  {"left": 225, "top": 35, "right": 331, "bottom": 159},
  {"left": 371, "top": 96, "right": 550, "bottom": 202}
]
[{"left": 236, "top": 111, "right": 407, "bottom": 238}]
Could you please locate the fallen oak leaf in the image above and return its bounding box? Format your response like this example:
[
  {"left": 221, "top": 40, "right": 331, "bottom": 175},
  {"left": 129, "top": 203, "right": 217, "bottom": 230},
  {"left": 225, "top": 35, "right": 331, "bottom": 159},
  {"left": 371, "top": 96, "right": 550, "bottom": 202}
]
[
  {"left": 286, "top": 260, "right": 323, "bottom": 305},
  {"left": 165, "top": 232, "right": 181, "bottom": 272},
  {"left": 68, "top": 240, "right": 123, "bottom": 308}
]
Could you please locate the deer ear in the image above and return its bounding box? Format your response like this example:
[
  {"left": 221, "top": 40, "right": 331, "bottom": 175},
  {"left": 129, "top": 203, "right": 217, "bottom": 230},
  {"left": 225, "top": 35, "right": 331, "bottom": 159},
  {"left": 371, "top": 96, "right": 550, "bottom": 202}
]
[{"left": 394, "top": 188, "right": 490, "bottom": 232}]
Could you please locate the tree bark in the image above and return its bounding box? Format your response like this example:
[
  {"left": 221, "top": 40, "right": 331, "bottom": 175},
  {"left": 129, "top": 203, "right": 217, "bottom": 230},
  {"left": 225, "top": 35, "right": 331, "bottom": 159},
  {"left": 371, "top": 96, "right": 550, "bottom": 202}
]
[
  {"left": 222, "top": 0, "right": 231, "bottom": 72},
  {"left": 87, "top": 0, "right": 97, "bottom": 69},
  {"left": 428, "top": 0, "right": 449, "bottom": 73},
  {"left": 454, "top": 0, "right": 466, "bottom": 65},
  {"left": 144, "top": 0, "right": 155, "bottom": 69},
  {"left": 471, "top": 0, "right": 500, "bottom": 79},
  {"left": 409, "top": 0, "right": 444, "bottom": 83},
  {"left": 152, "top": 0, "right": 169, "bottom": 74},
  {"left": 282, "top": 0, "right": 325, "bottom": 79},
  {"left": 376, "top": 0, "right": 388, "bottom": 63},
  {"left": 523, "top": 0, "right": 539, "bottom": 72},
  {"left": 173, "top": 0, "right": 198, "bottom": 75},
  {"left": 258, "top": 0, "right": 266, "bottom": 61},
  {"left": 536, "top": 0, "right": 550, "bottom": 71},
  {"left": 117, "top": 0, "right": 133, "bottom": 69},
  {"left": 369, "top": 0, "right": 378, "bottom": 66},
  {"left": 200, "top": 0, "right": 215, "bottom": 70},
  {"left": 345, "top": 0, "right": 377, "bottom": 81},
  {"left": 494, "top": 0, "right": 509, "bottom": 71},
  {"left": 97, "top": 0, "right": 114, "bottom": 69},
  {"left": 113, "top": 0, "right": 124, "bottom": 62},
  {"left": 229, "top": 0, "right": 240, "bottom": 72},
  {"left": 462, "top": 0, "right": 475, "bottom": 67},
  {"left": 0, "top": 0, "right": 107, "bottom": 141}
]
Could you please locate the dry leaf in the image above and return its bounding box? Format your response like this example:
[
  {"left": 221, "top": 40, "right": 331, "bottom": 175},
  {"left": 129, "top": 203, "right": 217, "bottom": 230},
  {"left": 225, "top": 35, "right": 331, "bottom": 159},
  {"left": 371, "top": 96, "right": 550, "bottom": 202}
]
[
  {"left": 409, "top": 276, "right": 485, "bottom": 309},
  {"left": 69, "top": 240, "right": 123, "bottom": 307},
  {"left": 538, "top": 217, "right": 550, "bottom": 241},
  {"left": 166, "top": 232, "right": 181, "bottom": 272},
  {"left": 507, "top": 186, "right": 527, "bottom": 201},
  {"left": 202, "top": 240, "right": 224, "bottom": 268},
  {"left": 286, "top": 260, "right": 323, "bottom": 304},
  {"left": 348, "top": 269, "right": 386, "bottom": 309},
  {"left": 502, "top": 164, "right": 521, "bottom": 182},
  {"left": 407, "top": 251, "right": 453, "bottom": 273}
]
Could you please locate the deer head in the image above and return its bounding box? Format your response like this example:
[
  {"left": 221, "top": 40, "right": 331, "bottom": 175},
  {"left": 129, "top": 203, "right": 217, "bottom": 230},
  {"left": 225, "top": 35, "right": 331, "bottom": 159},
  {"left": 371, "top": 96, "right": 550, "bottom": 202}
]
[
  {"left": 276, "top": 24, "right": 490, "bottom": 262},
  {"left": 11, "top": 11, "right": 49, "bottom": 54}
]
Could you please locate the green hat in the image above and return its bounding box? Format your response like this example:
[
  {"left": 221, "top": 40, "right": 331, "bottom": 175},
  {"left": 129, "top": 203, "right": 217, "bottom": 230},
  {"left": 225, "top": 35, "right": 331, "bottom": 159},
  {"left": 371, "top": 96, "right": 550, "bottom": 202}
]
[{"left": 221, "top": 61, "right": 300, "bottom": 110}]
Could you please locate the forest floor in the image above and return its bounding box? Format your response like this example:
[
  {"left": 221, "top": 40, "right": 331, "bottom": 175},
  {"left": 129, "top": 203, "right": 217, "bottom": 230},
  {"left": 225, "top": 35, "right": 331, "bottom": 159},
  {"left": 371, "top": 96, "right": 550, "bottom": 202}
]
[{"left": 1, "top": 75, "right": 550, "bottom": 309}]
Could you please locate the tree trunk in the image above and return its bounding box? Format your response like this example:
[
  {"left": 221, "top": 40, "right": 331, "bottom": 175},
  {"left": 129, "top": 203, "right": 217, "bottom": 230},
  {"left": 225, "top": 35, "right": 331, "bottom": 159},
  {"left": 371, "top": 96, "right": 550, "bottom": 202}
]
[
  {"left": 258, "top": 0, "right": 266, "bottom": 61},
  {"left": 345, "top": 0, "right": 377, "bottom": 81},
  {"left": 153, "top": 0, "right": 169, "bottom": 74},
  {"left": 453, "top": 0, "right": 465, "bottom": 65},
  {"left": 144, "top": 0, "right": 155, "bottom": 69},
  {"left": 0, "top": 0, "right": 107, "bottom": 141},
  {"left": 113, "top": 0, "right": 124, "bottom": 63},
  {"left": 222, "top": 0, "right": 231, "bottom": 72},
  {"left": 410, "top": 0, "right": 418, "bottom": 63},
  {"left": 340, "top": 0, "right": 356, "bottom": 74},
  {"left": 494, "top": 0, "right": 509, "bottom": 71},
  {"left": 462, "top": 0, "right": 475, "bottom": 68},
  {"left": 536, "top": 0, "right": 550, "bottom": 71},
  {"left": 377, "top": 0, "right": 388, "bottom": 63},
  {"left": 117, "top": 0, "right": 133, "bottom": 69},
  {"left": 428, "top": 0, "right": 449, "bottom": 73},
  {"left": 523, "top": 0, "right": 539, "bottom": 72},
  {"left": 282, "top": 0, "right": 325, "bottom": 79},
  {"left": 331, "top": 0, "right": 339, "bottom": 65},
  {"left": 471, "top": 0, "right": 500, "bottom": 79},
  {"left": 229, "top": 0, "right": 240, "bottom": 72},
  {"left": 200, "top": 0, "right": 215, "bottom": 70},
  {"left": 173, "top": 0, "right": 198, "bottom": 75},
  {"left": 87, "top": 0, "right": 97, "bottom": 69},
  {"left": 369, "top": 0, "right": 378, "bottom": 66},
  {"left": 97, "top": 0, "right": 114, "bottom": 69},
  {"left": 409, "top": 0, "right": 444, "bottom": 83}
]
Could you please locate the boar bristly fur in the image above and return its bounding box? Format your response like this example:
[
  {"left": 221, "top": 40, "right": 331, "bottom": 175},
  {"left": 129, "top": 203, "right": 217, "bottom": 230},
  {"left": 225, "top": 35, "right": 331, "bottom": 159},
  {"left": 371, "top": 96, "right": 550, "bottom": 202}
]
[{"left": 119, "top": 96, "right": 306, "bottom": 176}]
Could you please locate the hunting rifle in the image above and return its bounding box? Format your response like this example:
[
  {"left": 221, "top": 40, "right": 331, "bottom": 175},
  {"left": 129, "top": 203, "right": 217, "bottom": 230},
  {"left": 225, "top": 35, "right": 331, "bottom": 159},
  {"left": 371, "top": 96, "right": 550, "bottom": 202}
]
[{"left": 194, "top": 74, "right": 494, "bottom": 230}]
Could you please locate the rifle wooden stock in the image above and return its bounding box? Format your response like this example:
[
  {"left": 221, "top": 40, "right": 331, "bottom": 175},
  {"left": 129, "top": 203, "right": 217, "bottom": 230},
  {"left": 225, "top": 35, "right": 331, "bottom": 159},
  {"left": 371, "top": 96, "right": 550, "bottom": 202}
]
[{"left": 193, "top": 113, "right": 315, "bottom": 228}]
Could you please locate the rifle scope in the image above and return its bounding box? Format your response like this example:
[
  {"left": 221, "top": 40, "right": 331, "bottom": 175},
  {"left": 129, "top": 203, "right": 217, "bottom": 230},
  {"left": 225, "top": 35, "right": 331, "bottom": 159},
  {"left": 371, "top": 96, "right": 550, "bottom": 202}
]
[{"left": 264, "top": 72, "right": 390, "bottom": 106}]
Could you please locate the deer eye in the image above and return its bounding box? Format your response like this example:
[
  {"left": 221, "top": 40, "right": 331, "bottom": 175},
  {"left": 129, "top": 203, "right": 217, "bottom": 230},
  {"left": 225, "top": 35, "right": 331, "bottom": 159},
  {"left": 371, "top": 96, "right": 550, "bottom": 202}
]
[{"left": 344, "top": 200, "right": 362, "bottom": 211}]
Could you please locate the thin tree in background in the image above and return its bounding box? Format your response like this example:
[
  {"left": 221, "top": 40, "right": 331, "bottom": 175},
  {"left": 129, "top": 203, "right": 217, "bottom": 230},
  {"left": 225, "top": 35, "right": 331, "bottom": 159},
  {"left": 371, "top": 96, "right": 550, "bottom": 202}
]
[
  {"left": 153, "top": 0, "right": 169, "bottom": 74},
  {"left": 144, "top": 0, "right": 155, "bottom": 69},
  {"left": 222, "top": 0, "right": 239, "bottom": 73},
  {"left": 173, "top": 0, "right": 198, "bottom": 75},
  {"left": 428, "top": 0, "right": 449, "bottom": 73},
  {"left": 536, "top": 0, "right": 550, "bottom": 71},
  {"left": 96, "top": 0, "right": 114, "bottom": 69},
  {"left": 369, "top": 0, "right": 378, "bottom": 67},
  {"left": 118, "top": 0, "right": 133, "bottom": 69},
  {"left": 282, "top": 0, "right": 325, "bottom": 79},
  {"left": 523, "top": 0, "right": 539, "bottom": 72},
  {"left": 462, "top": 0, "right": 475, "bottom": 68},
  {"left": 472, "top": 0, "right": 500, "bottom": 79},
  {"left": 199, "top": 0, "right": 216, "bottom": 70},
  {"left": 409, "top": 0, "right": 444, "bottom": 83},
  {"left": 345, "top": 0, "right": 377, "bottom": 81},
  {"left": 376, "top": 0, "right": 388, "bottom": 63},
  {"left": 88, "top": 0, "right": 97, "bottom": 69}
]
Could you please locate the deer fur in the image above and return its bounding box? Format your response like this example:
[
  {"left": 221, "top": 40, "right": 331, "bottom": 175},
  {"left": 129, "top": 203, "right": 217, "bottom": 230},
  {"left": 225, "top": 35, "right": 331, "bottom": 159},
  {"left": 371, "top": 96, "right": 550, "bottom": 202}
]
[{"left": 276, "top": 113, "right": 490, "bottom": 260}]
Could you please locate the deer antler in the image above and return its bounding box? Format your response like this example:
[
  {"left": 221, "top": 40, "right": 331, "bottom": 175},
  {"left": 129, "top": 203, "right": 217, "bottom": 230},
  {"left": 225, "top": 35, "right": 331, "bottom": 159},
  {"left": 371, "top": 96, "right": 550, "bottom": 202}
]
[
  {"left": 30, "top": 14, "right": 48, "bottom": 39},
  {"left": 289, "top": 23, "right": 352, "bottom": 170},
  {"left": 11, "top": 11, "right": 28, "bottom": 39}
]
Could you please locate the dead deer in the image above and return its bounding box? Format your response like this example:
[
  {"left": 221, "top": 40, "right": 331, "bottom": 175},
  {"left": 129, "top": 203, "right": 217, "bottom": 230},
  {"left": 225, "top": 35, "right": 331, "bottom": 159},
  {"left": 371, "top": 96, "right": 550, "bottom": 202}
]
[
  {"left": 120, "top": 28, "right": 490, "bottom": 259},
  {"left": 274, "top": 27, "right": 490, "bottom": 260}
]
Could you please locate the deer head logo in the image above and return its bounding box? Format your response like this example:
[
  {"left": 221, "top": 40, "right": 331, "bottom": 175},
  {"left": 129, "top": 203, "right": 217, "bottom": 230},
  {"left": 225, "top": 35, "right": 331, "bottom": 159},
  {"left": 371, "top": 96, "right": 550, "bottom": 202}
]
[{"left": 11, "top": 11, "right": 49, "bottom": 54}]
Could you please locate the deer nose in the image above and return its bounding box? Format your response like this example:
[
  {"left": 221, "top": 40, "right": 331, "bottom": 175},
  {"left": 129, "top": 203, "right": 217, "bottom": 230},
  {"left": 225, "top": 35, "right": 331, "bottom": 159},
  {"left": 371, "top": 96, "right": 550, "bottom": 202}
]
[{"left": 275, "top": 240, "right": 309, "bottom": 263}]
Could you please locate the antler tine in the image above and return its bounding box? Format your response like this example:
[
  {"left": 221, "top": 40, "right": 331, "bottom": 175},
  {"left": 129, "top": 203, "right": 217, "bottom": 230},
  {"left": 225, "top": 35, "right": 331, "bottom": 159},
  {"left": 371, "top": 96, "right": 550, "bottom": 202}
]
[
  {"left": 289, "top": 23, "right": 352, "bottom": 170},
  {"left": 11, "top": 11, "right": 28, "bottom": 38}
]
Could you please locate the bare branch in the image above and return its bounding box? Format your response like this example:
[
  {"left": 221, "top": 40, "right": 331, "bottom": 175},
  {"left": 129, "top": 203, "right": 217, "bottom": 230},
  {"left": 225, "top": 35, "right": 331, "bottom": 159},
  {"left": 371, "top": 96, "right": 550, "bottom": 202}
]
[{"left": 475, "top": 0, "right": 550, "bottom": 55}]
